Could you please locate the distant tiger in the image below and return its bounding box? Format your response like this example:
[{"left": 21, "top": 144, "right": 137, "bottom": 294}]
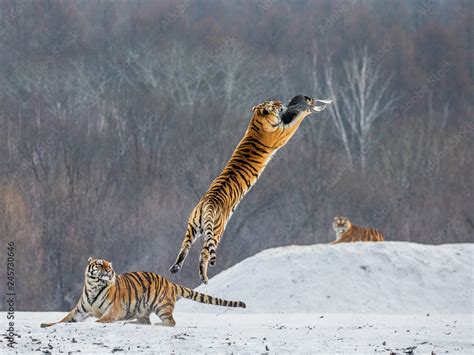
[
  {"left": 40, "top": 257, "right": 245, "bottom": 328},
  {"left": 170, "top": 95, "right": 332, "bottom": 283},
  {"left": 331, "top": 217, "right": 384, "bottom": 244}
]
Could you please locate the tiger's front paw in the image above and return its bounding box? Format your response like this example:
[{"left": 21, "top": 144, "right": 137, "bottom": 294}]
[{"left": 96, "top": 318, "right": 113, "bottom": 323}]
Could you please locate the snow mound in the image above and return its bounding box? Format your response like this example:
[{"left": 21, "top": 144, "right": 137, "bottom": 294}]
[{"left": 175, "top": 242, "right": 474, "bottom": 314}]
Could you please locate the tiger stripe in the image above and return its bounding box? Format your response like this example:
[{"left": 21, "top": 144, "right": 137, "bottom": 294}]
[
  {"left": 40, "top": 257, "right": 245, "bottom": 328},
  {"left": 331, "top": 217, "right": 385, "bottom": 244},
  {"left": 170, "top": 96, "right": 329, "bottom": 283}
]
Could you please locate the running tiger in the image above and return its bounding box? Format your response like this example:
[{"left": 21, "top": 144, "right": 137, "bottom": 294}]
[
  {"left": 170, "top": 95, "right": 332, "bottom": 283},
  {"left": 40, "top": 257, "right": 245, "bottom": 328},
  {"left": 331, "top": 217, "right": 385, "bottom": 244}
]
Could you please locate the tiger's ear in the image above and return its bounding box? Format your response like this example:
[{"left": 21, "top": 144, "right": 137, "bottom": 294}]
[
  {"left": 88, "top": 256, "right": 95, "bottom": 263},
  {"left": 251, "top": 105, "right": 258, "bottom": 113}
]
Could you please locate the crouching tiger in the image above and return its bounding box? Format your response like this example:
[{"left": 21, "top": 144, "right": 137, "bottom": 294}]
[
  {"left": 331, "top": 217, "right": 385, "bottom": 244},
  {"left": 40, "top": 257, "right": 245, "bottom": 328},
  {"left": 170, "top": 95, "right": 332, "bottom": 284}
]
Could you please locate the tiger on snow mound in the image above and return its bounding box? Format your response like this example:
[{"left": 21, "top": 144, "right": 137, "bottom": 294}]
[
  {"left": 170, "top": 95, "right": 332, "bottom": 283},
  {"left": 40, "top": 257, "right": 245, "bottom": 328},
  {"left": 331, "top": 216, "right": 385, "bottom": 244}
]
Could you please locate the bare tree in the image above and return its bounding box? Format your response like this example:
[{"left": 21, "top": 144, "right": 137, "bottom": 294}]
[
  {"left": 325, "top": 47, "right": 398, "bottom": 171},
  {"left": 0, "top": 0, "right": 471, "bottom": 311}
]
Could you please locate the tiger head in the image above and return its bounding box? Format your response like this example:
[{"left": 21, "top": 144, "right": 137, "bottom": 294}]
[
  {"left": 250, "top": 95, "right": 332, "bottom": 146},
  {"left": 86, "top": 257, "right": 116, "bottom": 284},
  {"left": 251, "top": 100, "right": 285, "bottom": 130},
  {"left": 333, "top": 216, "right": 352, "bottom": 235}
]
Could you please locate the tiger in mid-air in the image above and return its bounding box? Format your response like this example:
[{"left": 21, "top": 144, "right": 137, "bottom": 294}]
[
  {"left": 170, "top": 95, "right": 332, "bottom": 283},
  {"left": 40, "top": 257, "right": 245, "bottom": 328},
  {"left": 331, "top": 217, "right": 385, "bottom": 244}
]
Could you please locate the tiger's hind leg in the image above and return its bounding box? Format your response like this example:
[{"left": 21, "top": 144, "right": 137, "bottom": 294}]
[
  {"left": 170, "top": 223, "right": 201, "bottom": 274},
  {"left": 200, "top": 224, "right": 224, "bottom": 284},
  {"left": 206, "top": 224, "right": 225, "bottom": 267},
  {"left": 155, "top": 301, "right": 176, "bottom": 327},
  {"left": 199, "top": 250, "right": 210, "bottom": 284}
]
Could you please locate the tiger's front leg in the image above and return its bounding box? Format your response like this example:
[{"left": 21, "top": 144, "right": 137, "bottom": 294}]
[
  {"left": 40, "top": 305, "right": 89, "bottom": 327},
  {"left": 331, "top": 236, "right": 348, "bottom": 244},
  {"left": 96, "top": 309, "right": 123, "bottom": 323},
  {"left": 170, "top": 224, "right": 200, "bottom": 274}
]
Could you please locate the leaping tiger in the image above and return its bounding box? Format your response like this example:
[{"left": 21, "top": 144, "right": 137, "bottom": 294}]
[{"left": 170, "top": 95, "right": 332, "bottom": 284}]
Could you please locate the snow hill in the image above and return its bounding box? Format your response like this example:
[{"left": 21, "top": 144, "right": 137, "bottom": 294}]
[
  {"left": 3, "top": 242, "right": 472, "bottom": 354},
  {"left": 176, "top": 242, "right": 474, "bottom": 314}
]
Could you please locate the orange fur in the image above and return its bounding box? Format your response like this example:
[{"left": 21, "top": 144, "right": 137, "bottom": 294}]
[
  {"left": 40, "top": 257, "right": 245, "bottom": 328},
  {"left": 170, "top": 96, "right": 331, "bottom": 283},
  {"left": 331, "top": 217, "right": 385, "bottom": 244}
]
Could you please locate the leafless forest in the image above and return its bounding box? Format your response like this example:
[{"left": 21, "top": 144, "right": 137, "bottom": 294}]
[{"left": 0, "top": 0, "right": 472, "bottom": 310}]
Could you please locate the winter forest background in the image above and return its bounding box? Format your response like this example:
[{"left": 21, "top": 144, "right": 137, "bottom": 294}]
[{"left": 0, "top": 0, "right": 472, "bottom": 310}]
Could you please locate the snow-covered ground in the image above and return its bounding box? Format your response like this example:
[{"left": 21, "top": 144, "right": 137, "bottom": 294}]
[
  {"left": 1, "top": 312, "right": 472, "bottom": 353},
  {"left": 1, "top": 242, "right": 473, "bottom": 353}
]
